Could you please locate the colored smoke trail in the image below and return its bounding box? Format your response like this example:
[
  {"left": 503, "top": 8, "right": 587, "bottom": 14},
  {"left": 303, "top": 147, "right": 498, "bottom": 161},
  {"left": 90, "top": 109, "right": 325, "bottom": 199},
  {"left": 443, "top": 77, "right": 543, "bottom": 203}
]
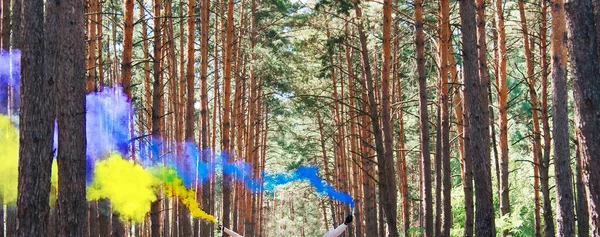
[
  {"left": 262, "top": 166, "right": 355, "bottom": 208},
  {"left": 87, "top": 153, "right": 159, "bottom": 222},
  {"left": 0, "top": 114, "right": 18, "bottom": 205},
  {"left": 0, "top": 49, "right": 20, "bottom": 114},
  {"left": 1, "top": 48, "right": 354, "bottom": 219},
  {"left": 152, "top": 166, "right": 216, "bottom": 223}
]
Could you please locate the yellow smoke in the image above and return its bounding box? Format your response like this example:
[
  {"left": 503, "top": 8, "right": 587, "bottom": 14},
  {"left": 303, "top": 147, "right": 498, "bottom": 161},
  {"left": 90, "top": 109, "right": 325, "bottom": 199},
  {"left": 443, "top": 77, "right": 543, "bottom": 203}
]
[
  {"left": 87, "top": 153, "right": 159, "bottom": 222},
  {"left": 50, "top": 159, "right": 58, "bottom": 207},
  {"left": 0, "top": 115, "right": 18, "bottom": 205},
  {"left": 161, "top": 173, "right": 216, "bottom": 223}
]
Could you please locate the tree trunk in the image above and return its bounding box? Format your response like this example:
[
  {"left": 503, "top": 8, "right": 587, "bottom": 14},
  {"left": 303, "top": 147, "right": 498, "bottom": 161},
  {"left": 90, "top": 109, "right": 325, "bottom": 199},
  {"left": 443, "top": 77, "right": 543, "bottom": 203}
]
[
  {"left": 537, "top": 1, "right": 552, "bottom": 236},
  {"left": 494, "top": 0, "right": 511, "bottom": 232},
  {"left": 121, "top": 0, "right": 134, "bottom": 97},
  {"left": 17, "top": 0, "right": 54, "bottom": 234},
  {"left": 550, "top": 0, "right": 577, "bottom": 235},
  {"left": 183, "top": 0, "right": 196, "bottom": 234},
  {"left": 199, "top": 0, "right": 211, "bottom": 233},
  {"left": 49, "top": 0, "right": 87, "bottom": 233},
  {"left": 380, "top": 0, "right": 399, "bottom": 234},
  {"left": 564, "top": 0, "right": 600, "bottom": 234},
  {"left": 518, "top": 2, "right": 542, "bottom": 236},
  {"left": 11, "top": 0, "right": 21, "bottom": 49},
  {"left": 575, "top": 132, "right": 590, "bottom": 237},
  {"left": 415, "top": 0, "right": 433, "bottom": 235},
  {"left": 151, "top": 0, "right": 163, "bottom": 234},
  {"left": 449, "top": 35, "right": 473, "bottom": 237},
  {"left": 458, "top": 0, "right": 496, "bottom": 236},
  {"left": 360, "top": 74, "right": 377, "bottom": 235},
  {"left": 438, "top": 1, "right": 451, "bottom": 235},
  {"left": 222, "top": 0, "right": 234, "bottom": 231}
]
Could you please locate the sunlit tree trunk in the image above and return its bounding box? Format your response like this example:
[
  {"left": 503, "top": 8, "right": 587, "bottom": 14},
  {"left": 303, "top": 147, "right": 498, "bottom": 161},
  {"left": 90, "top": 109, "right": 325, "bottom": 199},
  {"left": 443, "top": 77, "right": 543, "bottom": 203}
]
[
  {"left": 494, "top": 0, "right": 511, "bottom": 232},
  {"left": 517, "top": 2, "right": 542, "bottom": 236},
  {"left": 564, "top": 0, "right": 600, "bottom": 234},
  {"left": 437, "top": 1, "right": 451, "bottom": 235},
  {"left": 458, "top": 0, "right": 496, "bottom": 235}
]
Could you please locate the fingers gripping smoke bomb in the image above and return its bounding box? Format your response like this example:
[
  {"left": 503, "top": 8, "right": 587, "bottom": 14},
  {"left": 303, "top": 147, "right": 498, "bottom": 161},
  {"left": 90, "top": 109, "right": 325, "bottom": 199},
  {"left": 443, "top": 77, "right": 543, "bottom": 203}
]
[
  {"left": 216, "top": 223, "right": 244, "bottom": 237},
  {"left": 324, "top": 213, "right": 353, "bottom": 237}
]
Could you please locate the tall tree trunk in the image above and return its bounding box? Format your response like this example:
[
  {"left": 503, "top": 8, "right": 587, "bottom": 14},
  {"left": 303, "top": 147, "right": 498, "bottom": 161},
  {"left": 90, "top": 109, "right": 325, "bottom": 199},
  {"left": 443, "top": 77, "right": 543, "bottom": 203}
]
[
  {"left": 551, "top": 0, "right": 577, "bottom": 229},
  {"left": 415, "top": 0, "right": 433, "bottom": 235},
  {"left": 345, "top": 24, "right": 363, "bottom": 237},
  {"left": 449, "top": 35, "right": 473, "bottom": 237},
  {"left": 49, "top": 0, "right": 87, "bottom": 232},
  {"left": 518, "top": 2, "right": 542, "bottom": 236},
  {"left": 183, "top": 0, "right": 196, "bottom": 234},
  {"left": 151, "top": 0, "right": 163, "bottom": 234},
  {"left": 564, "top": 0, "right": 600, "bottom": 234},
  {"left": 575, "top": 131, "right": 590, "bottom": 237},
  {"left": 17, "top": 0, "right": 53, "bottom": 234},
  {"left": 359, "top": 75, "right": 377, "bottom": 235},
  {"left": 458, "top": 0, "right": 496, "bottom": 236},
  {"left": 494, "top": 0, "right": 511, "bottom": 232},
  {"left": 199, "top": 0, "right": 211, "bottom": 233},
  {"left": 380, "top": 0, "right": 399, "bottom": 234},
  {"left": 222, "top": 0, "right": 234, "bottom": 231},
  {"left": 540, "top": 0, "right": 556, "bottom": 235},
  {"left": 438, "top": 1, "right": 451, "bottom": 235},
  {"left": 121, "top": 0, "right": 134, "bottom": 97}
]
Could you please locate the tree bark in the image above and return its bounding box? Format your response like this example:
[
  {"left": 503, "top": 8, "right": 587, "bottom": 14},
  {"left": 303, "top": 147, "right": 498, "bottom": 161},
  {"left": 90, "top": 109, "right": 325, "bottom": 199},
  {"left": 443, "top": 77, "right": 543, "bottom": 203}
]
[
  {"left": 575, "top": 132, "right": 590, "bottom": 237},
  {"left": 518, "top": 2, "right": 542, "bottom": 236},
  {"left": 438, "top": 1, "right": 451, "bottom": 235},
  {"left": 564, "top": 0, "right": 600, "bottom": 234},
  {"left": 551, "top": 0, "right": 577, "bottom": 234},
  {"left": 17, "top": 0, "right": 54, "bottom": 235},
  {"left": 458, "top": 0, "right": 496, "bottom": 236},
  {"left": 151, "top": 0, "right": 163, "bottom": 234},
  {"left": 494, "top": 0, "right": 511, "bottom": 232},
  {"left": 222, "top": 0, "right": 234, "bottom": 232},
  {"left": 49, "top": 0, "right": 87, "bottom": 233},
  {"left": 414, "top": 0, "right": 433, "bottom": 235},
  {"left": 380, "top": 0, "right": 399, "bottom": 234},
  {"left": 121, "top": 0, "right": 134, "bottom": 97}
]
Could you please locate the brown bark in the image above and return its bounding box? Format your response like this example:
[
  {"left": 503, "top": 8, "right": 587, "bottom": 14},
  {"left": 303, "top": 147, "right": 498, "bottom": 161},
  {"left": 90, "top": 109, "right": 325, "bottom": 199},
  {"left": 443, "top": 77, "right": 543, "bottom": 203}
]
[
  {"left": 458, "top": 0, "right": 496, "bottom": 236},
  {"left": 494, "top": 0, "right": 511, "bottom": 231},
  {"left": 517, "top": 2, "right": 542, "bottom": 236},
  {"left": 415, "top": 0, "right": 433, "bottom": 235},
  {"left": 183, "top": 0, "right": 196, "bottom": 233},
  {"left": 86, "top": 0, "right": 98, "bottom": 92},
  {"left": 380, "top": 0, "right": 399, "bottom": 234},
  {"left": 17, "top": 0, "right": 53, "bottom": 234},
  {"left": 49, "top": 0, "right": 87, "bottom": 232},
  {"left": 151, "top": 0, "right": 163, "bottom": 234},
  {"left": 222, "top": 0, "right": 234, "bottom": 231},
  {"left": 438, "top": 1, "right": 451, "bottom": 235},
  {"left": 345, "top": 24, "right": 363, "bottom": 237},
  {"left": 360, "top": 74, "right": 377, "bottom": 234},
  {"left": 539, "top": 0, "right": 555, "bottom": 235},
  {"left": 564, "top": 0, "right": 600, "bottom": 234},
  {"left": 121, "top": 0, "right": 134, "bottom": 97},
  {"left": 199, "top": 0, "right": 211, "bottom": 233}
]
